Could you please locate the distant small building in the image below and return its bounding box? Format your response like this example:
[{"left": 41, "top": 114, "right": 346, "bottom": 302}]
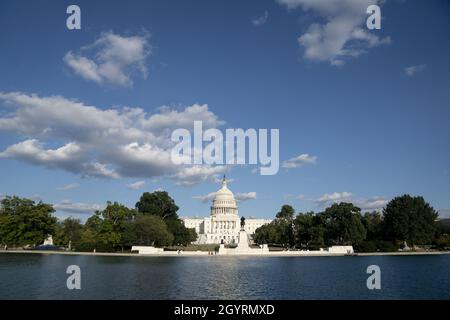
[
  {"left": 182, "top": 176, "right": 271, "bottom": 244},
  {"left": 328, "top": 246, "right": 354, "bottom": 254},
  {"left": 131, "top": 246, "right": 164, "bottom": 254},
  {"left": 43, "top": 235, "right": 54, "bottom": 246}
]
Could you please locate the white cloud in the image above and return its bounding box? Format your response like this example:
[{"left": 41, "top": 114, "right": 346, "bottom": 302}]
[
  {"left": 142, "top": 104, "right": 224, "bottom": 135},
  {"left": 0, "top": 92, "right": 225, "bottom": 186},
  {"left": 252, "top": 10, "right": 269, "bottom": 26},
  {"left": 126, "top": 180, "right": 146, "bottom": 190},
  {"left": 277, "top": 0, "right": 391, "bottom": 65},
  {"left": 193, "top": 192, "right": 217, "bottom": 203},
  {"left": 438, "top": 209, "right": 450, "bottom": 219},
  {"left": 315, "top": 191, "right": 353, "bottom": 206},
  {"left": 282, "top": 153, "right": 317, "bottom": 169},
  {"left": 404, "top": 64, "right": 426, "bottom": 77},
  {"left": 213, "top": 176, "right": 235, "bottom": 184},
  {"left": 172, "top": 165, "right": 228, "bottom": 186},
  {"left": 354, "top": 197, "right": 388, "bottom": 211},
  {"left": 194, "top": 191, "right": 256, "bottom": 203},
  {"left": 315, "top": 191, "right": 388, "bottom": 211},
  {"left": 84, "top": 162, "right": 120, "bottom": 179},
  {"left": 0, "top": 139, "right": 86, "bottom": 173},
  {"left": 57, "top": 183, "right": 80, "bottom": 191},
  {"left": 54, "top": 200, "right": 104, "bottom": 214},
  {"left": 64, "top": 31, "right": 151, "bottom": 87},
  {"left": 235, "top": 192, "right": 257, "bottom": 202},
  {"left": 30, "top": 194, "right": 42, "bottom": 202}
]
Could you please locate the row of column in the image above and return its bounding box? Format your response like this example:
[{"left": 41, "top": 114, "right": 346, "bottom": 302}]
[
  {"left": 213, "top": 220, "right": 237, "bottom": 230},
  {"left": 212, "top": 207, "right": 237, "bottom": 215}
]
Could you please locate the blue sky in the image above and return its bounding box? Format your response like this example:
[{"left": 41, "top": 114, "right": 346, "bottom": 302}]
[{"left": 0, "top": 0, "right": 449, "bottom": 220}]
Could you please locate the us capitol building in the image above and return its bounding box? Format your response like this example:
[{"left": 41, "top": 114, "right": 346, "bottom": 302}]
[{"left": 182, "top": 176, "right": 272, "bottom": 244}]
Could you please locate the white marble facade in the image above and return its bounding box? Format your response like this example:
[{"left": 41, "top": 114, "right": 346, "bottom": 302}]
[{"left": 182, "top": 177, "right": 272, "bottom": 244}]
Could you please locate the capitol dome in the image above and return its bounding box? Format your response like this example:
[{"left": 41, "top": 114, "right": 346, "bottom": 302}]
[{"left": 211, "top": 176, "right": 238, "bottom": 216}]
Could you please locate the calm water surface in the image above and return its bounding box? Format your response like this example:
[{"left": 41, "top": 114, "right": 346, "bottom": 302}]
[{"left": 0, "top": 253, "right": 449, "bottom": 299}]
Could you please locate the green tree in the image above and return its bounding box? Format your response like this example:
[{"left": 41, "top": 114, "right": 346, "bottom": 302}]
[
  {"left": 361, "top": 211, "right": 382, "bottom": 241},
  {"left": 0, "top": 196, "right": 57, "bottom": 247},
  {"left": 323, "top": 202, "right": 367, "bottom": 246},
  {"left": 123, "top": 215, "right": 174, "bottom": 247},
  {"left": 276, "top": 205, "right": 295, "bottom": 246},
  {"left": 83, "top": 202, "right": 136, "bottom": 251},
  {"left": 253, "top": 218, "right": 291, "bottom": 247},
  {"left": 136, "top": 191, "right": 179, "bottom": 220},
  {"left": 308, "top": 224, "right": 326, "bottom": 249},
  {"left": 53, "top": 217, "right": 84, "bottom": 249},
  {"left": 253, "top": 205, "right": 296, "bottom": 247},
  {"left": 294, "top": 212, "right": 314, "bottom": 247},
  {"left": 293, "top": 212, "right": 326, "bottom": 249},
  {"left": 382, "top": 195, "right": 438, "bottom": 247},
  {"left": 165, "top": 218, "right": 197, "bottom": 246},
  {"left": 253, "top": 223, "right": 277, "bottom": 245},
  {"left": 135, "top": 191, "right": 195, "bottom": 246},
  {"left": 85, "top": 212, "right": 103, "bottom": 232},
  {"left": 75, "top": 228, "right": 98, "bottom": 252},
  {"left": 357, "top": 211, "right": 387, "bottom": 252},
  {"left": 276, "top": 205, "right": 295, "bottom": 221}
]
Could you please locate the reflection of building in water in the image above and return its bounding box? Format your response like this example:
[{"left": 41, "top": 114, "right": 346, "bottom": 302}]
[{"left": 182, "top": 176, "right": 271, "bottom": 244}]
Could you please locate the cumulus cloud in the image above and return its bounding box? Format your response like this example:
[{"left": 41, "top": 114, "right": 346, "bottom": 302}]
[
  {"left": 235, "top": 192, "right": 257, "bottom": 201},
  {"left": 404, "top": 64, "right": 426, "bottom": 77},
  {"left": 315, "top": 191, "right": 353, "bottom": 206},
  {"left": 252, "top": 10, "right": 269, "bottom": 26},
  {"left": 282, "top": 153, "right": 317, "bottom": 169},
  {"left": 172, "top": 165, "right": 228, "bottom": 186},
  {"left": 64, "top": 31, "right": 151, "bottom": 87},
  {"left": 126, "top": 180, "right": 146, "bottom": 190},
  {"left": 54, "top": 200, "right": 104, "bottom": 214},
  {"left": 0, "top": 92, "right": 225, "bottom": 186},
  {"left": 194, "top": 191, "right": 256, "bottom": 203},
  {"left": 277, "top": 0, "right": 391, "bottom": 65},
  {"left": 57, "top": 183, "right": 80, "bottom": 191},
  {"left": 0, "top": 139, "right": 87, "bottom": 173},
  {"left": 193, "top": 192, "right": 217, "bottom": 203},
  {"left": 354, "top": 197, "right": 389, "bottom": 211},
  {"left": 315, "top": 191, "right": 388, "bottom": 211}
]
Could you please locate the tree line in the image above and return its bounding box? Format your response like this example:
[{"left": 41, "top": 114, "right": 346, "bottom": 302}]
[
  {"left": 253, "top": 195, "right": 450, "bottom": 252},
  {"left": 1, "top": 192, "right": 449, "bottom": 253},
  {"left": 0, "top": 191, "right": 197, "bottom": 252}
]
